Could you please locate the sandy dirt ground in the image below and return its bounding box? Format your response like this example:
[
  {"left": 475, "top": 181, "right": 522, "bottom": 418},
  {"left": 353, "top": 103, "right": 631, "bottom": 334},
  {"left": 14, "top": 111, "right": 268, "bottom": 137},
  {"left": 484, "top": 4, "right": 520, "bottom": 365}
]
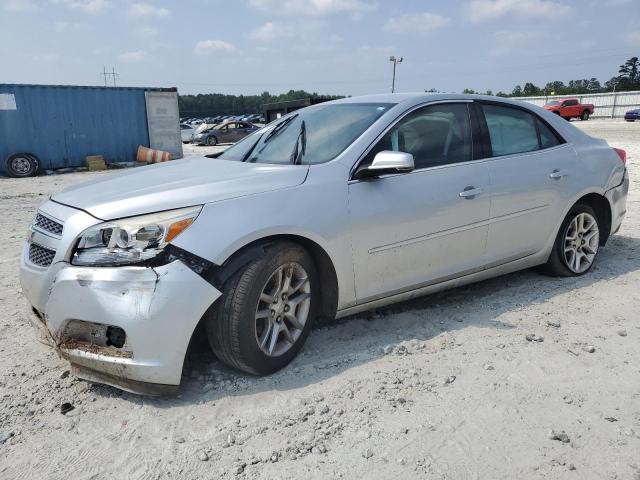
[{"left": 0, "top": 120, "right": 639, "bottom": 480}]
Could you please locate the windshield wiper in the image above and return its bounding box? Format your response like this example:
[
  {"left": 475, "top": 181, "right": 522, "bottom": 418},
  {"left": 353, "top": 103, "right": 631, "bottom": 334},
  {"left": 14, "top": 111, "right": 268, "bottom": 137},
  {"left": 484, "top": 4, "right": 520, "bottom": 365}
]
[
  {"left": 291, "top": 120, "right": 306, "bottom": 165},
  {"left": 262, "top": 114, "right": 298, "bottom": 145}
]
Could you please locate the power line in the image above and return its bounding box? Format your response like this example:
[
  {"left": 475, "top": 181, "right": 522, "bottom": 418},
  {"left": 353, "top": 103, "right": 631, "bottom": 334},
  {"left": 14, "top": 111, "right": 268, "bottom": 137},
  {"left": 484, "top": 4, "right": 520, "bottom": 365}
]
[{"left": 101, "top": 66, "right": 119, "bottom": 87}]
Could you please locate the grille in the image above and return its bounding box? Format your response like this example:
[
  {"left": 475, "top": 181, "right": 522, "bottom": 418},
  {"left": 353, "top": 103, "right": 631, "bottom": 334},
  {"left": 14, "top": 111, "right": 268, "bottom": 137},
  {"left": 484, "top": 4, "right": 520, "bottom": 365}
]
[
  {"left": 34, "top": 213, "right": 63, "bottom": 236},
  {"left": 29, "top": 243, "right": 56, "bottom": 267}
]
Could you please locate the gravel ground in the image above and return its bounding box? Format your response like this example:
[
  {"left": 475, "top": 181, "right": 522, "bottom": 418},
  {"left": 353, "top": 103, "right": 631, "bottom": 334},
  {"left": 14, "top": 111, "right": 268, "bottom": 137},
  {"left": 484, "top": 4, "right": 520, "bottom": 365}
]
[{"left": 0, "top": 120, "right": 639, "bottom": 479}]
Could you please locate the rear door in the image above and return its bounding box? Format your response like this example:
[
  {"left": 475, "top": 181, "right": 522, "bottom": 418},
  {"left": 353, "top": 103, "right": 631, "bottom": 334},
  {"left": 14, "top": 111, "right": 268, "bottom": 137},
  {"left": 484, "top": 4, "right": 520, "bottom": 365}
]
[
  {"left": 348, "top": 101, "right": 492, "bottom": 303},
  {"left": 478, "top": 102, "right": 578, "bottom": 263}
]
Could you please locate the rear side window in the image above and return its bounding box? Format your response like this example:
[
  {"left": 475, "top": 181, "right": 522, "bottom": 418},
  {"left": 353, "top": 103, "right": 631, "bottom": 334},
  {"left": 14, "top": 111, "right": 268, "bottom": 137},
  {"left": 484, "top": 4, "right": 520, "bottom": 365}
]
[
  {"left": 481, "top": 104, "right": 563, "bottom": 157},
  {"left": 537, "top": 119, "right": 561, "bottom": 149}
]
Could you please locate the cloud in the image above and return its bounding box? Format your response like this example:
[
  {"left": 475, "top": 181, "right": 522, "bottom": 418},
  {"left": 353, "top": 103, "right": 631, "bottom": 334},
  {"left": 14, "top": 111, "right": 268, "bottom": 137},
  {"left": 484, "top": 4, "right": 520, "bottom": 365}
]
[
  {"left": 54, "top": 0, "right": 111, "bottom": 14},
  {"left": 194, "top": 39, "right": 236, "bottom": 56},
  {"left": 384, "top": 13, "right": 451, "bottom": 35},
  {"left": 466, "top": 0, "right": 571, "bottom": 23},
  {"left": 118, "top": 50, "right": 147, "bottom": 63},
  {"left": 250, "top": 22, "right": 292, "bottom": 41},
  {"left": 248, "top": 0, "right": 376, "bottom": 16},
  {"left": 128, "top": 2, "right": 170, "bottom": 18}
]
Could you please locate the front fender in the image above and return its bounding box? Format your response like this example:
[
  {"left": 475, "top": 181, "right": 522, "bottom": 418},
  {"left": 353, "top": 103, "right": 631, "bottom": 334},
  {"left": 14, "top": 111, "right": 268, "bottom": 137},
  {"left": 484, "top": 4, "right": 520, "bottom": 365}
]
[{"left": 171, "top": 173, "right": 357, "bottom": 310}]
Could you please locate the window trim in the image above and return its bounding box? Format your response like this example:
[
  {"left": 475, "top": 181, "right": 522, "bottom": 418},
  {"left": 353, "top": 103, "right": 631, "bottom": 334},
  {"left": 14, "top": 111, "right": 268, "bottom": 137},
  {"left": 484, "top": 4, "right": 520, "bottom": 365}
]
[
  {"left": 349, "top": 100, "right": 475, "bottom": 181},
  {"left": 476, "top": 100, "right": 566, "bottom": 159}
]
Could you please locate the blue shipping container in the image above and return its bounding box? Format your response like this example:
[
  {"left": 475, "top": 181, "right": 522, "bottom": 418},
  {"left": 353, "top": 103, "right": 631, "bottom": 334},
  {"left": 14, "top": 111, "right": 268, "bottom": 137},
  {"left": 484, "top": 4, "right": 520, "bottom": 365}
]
[{"left": 0, "top": 84, "right": 177, "bottom": 176}]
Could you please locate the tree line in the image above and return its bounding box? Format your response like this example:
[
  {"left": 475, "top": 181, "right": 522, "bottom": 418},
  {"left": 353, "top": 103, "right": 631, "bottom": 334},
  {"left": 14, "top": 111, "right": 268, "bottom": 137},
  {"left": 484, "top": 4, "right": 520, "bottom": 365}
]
[
  {"left": 178, "top": 90, "right": 343, "bottom": 117},
  {"left": 461, "top": 55, "right": 640, "bottom": 97},
  {"left": 178, "top": 56, "right": 640, "bottom": 116}
]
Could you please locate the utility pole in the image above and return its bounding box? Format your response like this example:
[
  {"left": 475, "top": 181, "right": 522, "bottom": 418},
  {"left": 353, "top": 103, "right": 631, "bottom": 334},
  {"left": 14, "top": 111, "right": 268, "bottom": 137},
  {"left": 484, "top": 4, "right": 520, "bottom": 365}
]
[
  {"left": 101, "top": 66, "right": 119, "bottom": 87},
  {"left": 389, "top": 56, "right": 403, "bottom": 93}
]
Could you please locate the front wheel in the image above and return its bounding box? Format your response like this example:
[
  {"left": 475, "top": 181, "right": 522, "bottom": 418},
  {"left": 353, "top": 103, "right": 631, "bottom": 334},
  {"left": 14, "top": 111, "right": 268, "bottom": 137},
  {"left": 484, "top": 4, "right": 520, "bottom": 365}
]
[
  {"left": 205, "top": 242, "right": 317, "bottom": 375},
  {"left": 206, "top": 136, "right": 218, "bottom": 146},
  {"left": 581, "top": 110, "right": 590, "bottom": 121},
  {"left": 541, "top": 204, "right": 601, "bottom": 277}
]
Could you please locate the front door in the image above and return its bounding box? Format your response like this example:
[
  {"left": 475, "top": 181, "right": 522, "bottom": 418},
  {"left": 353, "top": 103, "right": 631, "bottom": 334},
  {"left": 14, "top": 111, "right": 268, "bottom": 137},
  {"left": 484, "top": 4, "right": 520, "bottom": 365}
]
[{"left": 348, "top": 102, "right": 492, "bottom": 303}]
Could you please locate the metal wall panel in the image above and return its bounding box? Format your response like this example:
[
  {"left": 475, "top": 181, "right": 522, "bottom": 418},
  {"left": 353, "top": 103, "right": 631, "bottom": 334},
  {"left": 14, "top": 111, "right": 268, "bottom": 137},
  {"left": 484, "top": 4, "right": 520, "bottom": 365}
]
[
  {"left": 516, "top": 90, "right": 640, "bottom": 118},
  {"left": 0, "top": 84, "right": 178, "bottom": 174}
]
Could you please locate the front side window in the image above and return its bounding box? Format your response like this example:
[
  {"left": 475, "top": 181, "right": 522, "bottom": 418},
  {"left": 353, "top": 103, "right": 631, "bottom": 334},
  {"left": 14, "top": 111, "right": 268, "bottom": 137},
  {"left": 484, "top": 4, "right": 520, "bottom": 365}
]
[{"left": 361, "top": 103, "right": 472, "bottom": 170}]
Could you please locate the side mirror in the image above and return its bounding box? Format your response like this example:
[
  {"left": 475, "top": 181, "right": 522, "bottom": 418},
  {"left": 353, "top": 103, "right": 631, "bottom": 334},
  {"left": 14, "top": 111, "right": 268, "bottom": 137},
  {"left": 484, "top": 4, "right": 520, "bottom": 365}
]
[{"left": 354, "top": 151, "right": 415, "bottom": 180}]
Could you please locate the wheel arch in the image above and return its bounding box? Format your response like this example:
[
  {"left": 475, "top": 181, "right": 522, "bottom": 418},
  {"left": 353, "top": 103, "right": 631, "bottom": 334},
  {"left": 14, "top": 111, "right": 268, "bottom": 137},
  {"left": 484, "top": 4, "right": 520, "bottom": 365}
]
[
  {"left": 574, "top": 192, "right": 612, "bottom": 245},
  {"left": 214, "top": 234, "right": 339, "bottom": 322}
]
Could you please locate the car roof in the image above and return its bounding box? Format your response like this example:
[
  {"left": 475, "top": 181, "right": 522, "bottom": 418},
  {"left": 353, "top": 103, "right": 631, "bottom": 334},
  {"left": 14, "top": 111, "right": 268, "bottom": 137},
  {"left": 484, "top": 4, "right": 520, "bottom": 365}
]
[{"left": 326, "top": 92, "right": 543, "bottom": 110}]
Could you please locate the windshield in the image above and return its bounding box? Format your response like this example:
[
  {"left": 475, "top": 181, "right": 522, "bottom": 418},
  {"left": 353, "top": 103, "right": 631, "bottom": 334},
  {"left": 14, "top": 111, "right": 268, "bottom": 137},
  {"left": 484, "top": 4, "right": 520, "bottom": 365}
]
[
  {"left": 545, "top": 101, "right": 561, "bottom": 106},
  {"left": 219, "top": 103, "right": 394, "bottom": 165}
]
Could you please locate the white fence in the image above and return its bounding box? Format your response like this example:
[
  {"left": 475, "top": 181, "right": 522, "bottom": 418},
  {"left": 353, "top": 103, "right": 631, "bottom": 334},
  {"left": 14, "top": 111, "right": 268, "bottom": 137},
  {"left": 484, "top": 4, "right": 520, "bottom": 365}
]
[{"left": 516, "top": 90, "right": 640, "bottom": 119}]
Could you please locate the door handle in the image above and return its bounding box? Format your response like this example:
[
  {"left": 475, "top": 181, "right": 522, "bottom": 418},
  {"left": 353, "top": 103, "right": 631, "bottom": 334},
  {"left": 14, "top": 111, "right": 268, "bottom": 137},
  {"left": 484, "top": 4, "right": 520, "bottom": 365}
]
[
  {"left": 549, "top": 169, "right": 569, "bottom": 179},
  {"left": 459, "top": 186, "right": 483, "bottom": 199}
]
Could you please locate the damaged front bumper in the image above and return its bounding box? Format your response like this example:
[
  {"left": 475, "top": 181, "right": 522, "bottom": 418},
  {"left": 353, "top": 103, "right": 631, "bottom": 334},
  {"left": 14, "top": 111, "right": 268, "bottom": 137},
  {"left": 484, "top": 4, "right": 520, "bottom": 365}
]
[{"left": 19, "top": 201, "right": 221, "bottom": 395}]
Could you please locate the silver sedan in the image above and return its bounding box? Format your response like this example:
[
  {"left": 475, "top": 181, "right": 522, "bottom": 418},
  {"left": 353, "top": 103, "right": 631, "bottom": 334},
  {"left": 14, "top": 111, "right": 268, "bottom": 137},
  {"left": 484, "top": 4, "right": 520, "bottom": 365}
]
[{"left": 19, "top": 94, "right": 629, "bottom": 395}]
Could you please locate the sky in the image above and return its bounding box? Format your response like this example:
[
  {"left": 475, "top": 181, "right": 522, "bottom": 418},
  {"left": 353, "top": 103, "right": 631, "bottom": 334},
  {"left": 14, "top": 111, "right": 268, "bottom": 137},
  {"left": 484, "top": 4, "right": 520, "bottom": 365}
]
[{"left": 1, "top": 0, "right": 639, "bottom": 96}]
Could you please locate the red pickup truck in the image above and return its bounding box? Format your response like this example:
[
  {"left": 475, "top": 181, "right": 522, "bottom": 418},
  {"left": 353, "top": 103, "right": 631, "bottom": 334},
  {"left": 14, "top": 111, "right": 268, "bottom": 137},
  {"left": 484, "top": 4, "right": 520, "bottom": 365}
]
[{"left": 543, "top": 98, "right": 594, "bottom": 121}]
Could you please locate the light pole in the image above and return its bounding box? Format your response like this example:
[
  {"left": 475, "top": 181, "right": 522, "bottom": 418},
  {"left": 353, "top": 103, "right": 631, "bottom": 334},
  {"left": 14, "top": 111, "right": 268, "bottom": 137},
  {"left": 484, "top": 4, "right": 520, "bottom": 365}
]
[{"left": 389, "top": 56, "right": 403, "bottom": 93}]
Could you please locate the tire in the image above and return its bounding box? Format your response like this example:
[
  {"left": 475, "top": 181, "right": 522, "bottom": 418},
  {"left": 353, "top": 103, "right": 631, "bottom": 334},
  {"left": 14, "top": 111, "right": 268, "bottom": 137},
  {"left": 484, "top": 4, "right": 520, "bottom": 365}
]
[
  {"left": 563, "top": 116, "right": 571, "bottom": 121},
  {"left": 206, "top": 136, "right": 218, "bottom": 146},
  {"left": 5, "top": 153, "right": 39, "bottom": 178},
  {"left": 581, "top": 110, "right": 590, "bottom": 121},
  {"left": 540, "top": 203, "right": 601, "bottom": 277},
  {"left": 205, "top": 242, "right": 318, "bottom": 375}
]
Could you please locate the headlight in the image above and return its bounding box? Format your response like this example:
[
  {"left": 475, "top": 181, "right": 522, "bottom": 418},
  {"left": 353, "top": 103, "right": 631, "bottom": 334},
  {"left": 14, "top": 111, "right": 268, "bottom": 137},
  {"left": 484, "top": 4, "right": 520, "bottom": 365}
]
[{"left": 71, "top": 206, "right": 202, "bottom": 266}]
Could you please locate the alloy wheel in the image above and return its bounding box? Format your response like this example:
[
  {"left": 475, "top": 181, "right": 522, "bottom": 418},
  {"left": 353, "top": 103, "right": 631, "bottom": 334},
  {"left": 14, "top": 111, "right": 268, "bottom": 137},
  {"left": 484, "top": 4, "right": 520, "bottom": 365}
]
[
  {"left": 563, "top": 212, "right": 599, "bottom": 274},
  {"left": 255, "top": 262, "right": 311, "bottom": 357}
]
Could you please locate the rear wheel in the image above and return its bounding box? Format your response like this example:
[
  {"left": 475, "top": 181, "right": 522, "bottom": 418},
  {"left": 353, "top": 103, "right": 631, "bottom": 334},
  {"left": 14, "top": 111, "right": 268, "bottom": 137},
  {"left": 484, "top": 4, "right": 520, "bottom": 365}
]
[
  {"left": 5, "top": 153, "right": 39, "bottom": 178},
  {"left": 541, "top": 204, "right": 600, "bottom": 277},
  {"left": 581, "top": 110, "right": 590, "bottom": 121},
  {"left": 205, "top": 242, "right": 317, "bottom": 375}
]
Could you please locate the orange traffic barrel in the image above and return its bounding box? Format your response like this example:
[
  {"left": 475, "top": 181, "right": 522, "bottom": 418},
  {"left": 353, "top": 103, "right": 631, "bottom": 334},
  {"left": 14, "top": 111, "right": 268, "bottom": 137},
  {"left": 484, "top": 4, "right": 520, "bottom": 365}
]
[{"left": 137, "top": 145, "right": 171, "bottom": 164}]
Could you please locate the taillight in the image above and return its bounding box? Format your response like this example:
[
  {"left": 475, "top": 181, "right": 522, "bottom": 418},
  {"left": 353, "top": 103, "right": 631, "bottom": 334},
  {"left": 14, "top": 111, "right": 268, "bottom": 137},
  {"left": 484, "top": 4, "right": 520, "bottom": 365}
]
[{"left": 614, "top": 148, "right": 627, "bottom": 165}]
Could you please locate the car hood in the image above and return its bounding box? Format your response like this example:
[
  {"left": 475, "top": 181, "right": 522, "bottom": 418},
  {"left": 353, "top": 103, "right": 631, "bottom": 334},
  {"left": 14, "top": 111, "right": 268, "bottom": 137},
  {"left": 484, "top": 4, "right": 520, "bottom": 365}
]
[
  {"left": 52, "top": 157, "right": 309, "bottom": 220},
  {"left": 627, "top": 109, "right": 640, "bottom": 114}
]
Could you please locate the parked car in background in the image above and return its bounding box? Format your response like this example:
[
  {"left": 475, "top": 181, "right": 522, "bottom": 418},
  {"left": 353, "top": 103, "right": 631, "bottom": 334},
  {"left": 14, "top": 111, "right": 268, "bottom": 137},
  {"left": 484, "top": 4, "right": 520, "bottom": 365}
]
[
  {"left": 543, "top": 98, "right": 594, "bottom": 121},
  {"left": 20, "top": 93, "right": 628, "bottom": 395},
  {"left": 192, "top": 121, "right": 259, "bottom": 146},
  {"left": 180, "top": 123, "right": 195, "bottom": 143},
  {"left": 624, "top": 107, "right": 640, "bottom": 122}
]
